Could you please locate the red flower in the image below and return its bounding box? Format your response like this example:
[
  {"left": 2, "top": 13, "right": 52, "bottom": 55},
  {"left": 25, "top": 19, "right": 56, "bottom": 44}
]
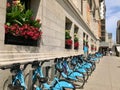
[
  {"left": 5, "top": 25, "right": 9, "bottom": 33},
  {"left": 27, "top": 31, "right": 34, "bottom": 37},
  {"left": 37, "top": 19, "right": 40, "bottom": 22},
  {"left": 74, "top": 42, "right": 79, "bottom": 48},
  {"left": 5, "top": 23, "right": 42, "bottom": 40},
  {"left": 6, "top": 2, "right": 10, "bottom": 7},
  {"left": 66, "top": 39, "right": 72, "bottom": 45},
  {"left": 95, "top": 47, "right": 97, "bottom": 51}
]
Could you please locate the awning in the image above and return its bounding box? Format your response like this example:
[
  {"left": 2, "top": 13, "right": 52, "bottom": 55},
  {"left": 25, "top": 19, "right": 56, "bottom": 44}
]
[{"left": 116, "top": 46, "right": 120, "bottom": 52}]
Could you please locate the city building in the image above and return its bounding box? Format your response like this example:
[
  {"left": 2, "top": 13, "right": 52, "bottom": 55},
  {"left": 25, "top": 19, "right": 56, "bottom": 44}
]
[
  {"left": 100, "top": 0, "right": 106, "bottom": 42},
  {"left": 107, "top": 33, "right": 113, "bottom": 49},
  {"left": 99, "top": 0, "right": 112, "bottom": 54},
  {"left": 116, "top": 20, "right": 120, "bottom": 44},
  {"left": 0, "top": 0, "right": 103, "bottom": 87},
  {"left": 0, "top": 0, "right": 103, "bottom": 64}
]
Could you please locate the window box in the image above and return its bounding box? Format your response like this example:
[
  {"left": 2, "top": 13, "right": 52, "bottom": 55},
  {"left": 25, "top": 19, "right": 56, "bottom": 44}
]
[
  {"left": 5, "top": 33, "right": 39, "bottom": 46},
  {"left": 5, "top": 0, "right": 42, "bottom": 46}
]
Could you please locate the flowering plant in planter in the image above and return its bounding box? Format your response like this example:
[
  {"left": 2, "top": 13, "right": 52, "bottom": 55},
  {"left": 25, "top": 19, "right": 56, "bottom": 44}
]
[
  {"left": 74, "top": 33, "right": 79, "bottom": 49},
  {"left": 95, "top": 46, "right": 97, "bottom": 51},
  {"left": 65, "top": 30, "right": 72, "bottom": 49},
  {"left": 5, "top": 0, "right": 42, "bottom": 46},
  {"left": 83, "top": 38, "right": 86, "bottom": 45},
  {"left": 91, "top": 45, "right": 94, "bottom": 51}
]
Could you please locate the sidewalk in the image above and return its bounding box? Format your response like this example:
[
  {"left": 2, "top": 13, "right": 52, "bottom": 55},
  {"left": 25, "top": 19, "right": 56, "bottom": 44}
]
[{"left": 78, "top": 56, "right": 120, "bottom": 90}]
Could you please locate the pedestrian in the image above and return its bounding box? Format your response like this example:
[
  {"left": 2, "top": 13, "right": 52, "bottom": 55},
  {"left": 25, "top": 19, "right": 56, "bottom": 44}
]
[
  {"left": 110, "top": 50, "right": 112, "bottom": 56},
  {"left": 83, "top": 45, "right": 88, "bottom": 58}
]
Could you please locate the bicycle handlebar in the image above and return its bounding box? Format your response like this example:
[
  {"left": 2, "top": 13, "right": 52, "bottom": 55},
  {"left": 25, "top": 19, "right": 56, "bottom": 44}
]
[
  {"left": 0, "top": 63, "right": 20, "bottom": 70},
  {"left": 0, "top": 62, "right": 32, "bottom": 71},
  {"left": 0, "top": 59, "right": 51, "bottom": 70}
]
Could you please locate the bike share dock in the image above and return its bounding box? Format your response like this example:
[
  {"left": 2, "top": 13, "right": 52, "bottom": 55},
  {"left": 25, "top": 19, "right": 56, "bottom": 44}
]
[{"left": 77, "top": 56, "right": 120, "bottom": 90}]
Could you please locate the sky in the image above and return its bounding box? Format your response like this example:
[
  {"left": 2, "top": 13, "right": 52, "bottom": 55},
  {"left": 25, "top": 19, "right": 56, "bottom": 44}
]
[{"left": 105, "top": 0, "right": 120, "bottom": 42}]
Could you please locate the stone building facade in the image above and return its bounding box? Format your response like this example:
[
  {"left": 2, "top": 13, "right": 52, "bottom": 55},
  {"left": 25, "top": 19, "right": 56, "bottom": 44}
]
[
  {"left": 0, "top": 0, "right": 102, "bottom": 88},
  {"left": 116, "top": 20, "right": 120, "bottom": 44},
  {"left": 0, "top": 0, "right": 102, "bottom": 65}
]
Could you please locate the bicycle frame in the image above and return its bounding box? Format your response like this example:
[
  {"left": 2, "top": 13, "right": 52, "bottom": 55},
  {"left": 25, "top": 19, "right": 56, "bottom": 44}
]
[
  {"left": 32, "top": 66, "right": 50, "bottom": 90},
  {"left": 1, "top": 63, "right": 27, "bottom": 90},
  {"left": 62, "top": 59, "right": 84, "bottom": 79},
  {"left": 31, "top": 61, "right": 75, "bottom": 90},
  {"left": 12, "top": 70, "right": 26, "bottom": 89},
  {"left": 71, "top": 57, "right": 87, "bottom": 74},
  {"left": 56, "top": 59, "right": 83, "bottom": 80}
]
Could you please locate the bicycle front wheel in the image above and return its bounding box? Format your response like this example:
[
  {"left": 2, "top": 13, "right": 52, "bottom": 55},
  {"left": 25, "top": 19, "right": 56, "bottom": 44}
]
[
  {"left": 3, "top": 76, "right": 12, "bottom": 90},
  {"left": 74, "top": 75, "right": 85, "bottom": 89},
  {"left": 3, "top": 78, "right": 25, "bottom": 90},
  {"left": 25, "top": 72, "right": 42, "bottom": 90}
]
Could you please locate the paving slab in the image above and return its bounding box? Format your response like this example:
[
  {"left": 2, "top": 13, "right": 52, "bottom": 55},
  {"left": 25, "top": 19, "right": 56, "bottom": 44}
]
[{"left": 76, "top": 56, "right": 120, "bottom": 90}]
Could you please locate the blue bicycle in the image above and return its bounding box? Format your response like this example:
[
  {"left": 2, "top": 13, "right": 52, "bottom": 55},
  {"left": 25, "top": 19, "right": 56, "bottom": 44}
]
[
  {"left": 70, "top": 56, "right": 89, "bottom": 82},
  {"left": 55, "top": 57, "right": 85, "bottom": 89},
  {"left": 25, "top": 60, "right": 75, "bottom": 90},
  {"left": 1, "top": 63, "right": 28, "bottom": 90}
]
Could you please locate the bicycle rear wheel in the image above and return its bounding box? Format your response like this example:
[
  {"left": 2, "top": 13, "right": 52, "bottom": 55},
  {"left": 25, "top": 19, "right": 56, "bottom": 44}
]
[{"left": 82, "top": 72, "right": 89, "bottom": 82}]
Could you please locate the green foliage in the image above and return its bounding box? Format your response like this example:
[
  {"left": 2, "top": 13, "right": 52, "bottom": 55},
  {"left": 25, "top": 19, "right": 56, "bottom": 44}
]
[
  {"left": 74, "top": 36, "right": 78, "bottom": 42},
  {"left": 65, "top": 30, "right": 71, "bottom": 39},
  {"left": 6, "top": 1, "right": 41, "bottom": 28},
  {"left": 6, "top": 6, "right": 21, "bottom": 25},
  {"left": 74, "top": 33, "right": 79, "bottom": 42}
]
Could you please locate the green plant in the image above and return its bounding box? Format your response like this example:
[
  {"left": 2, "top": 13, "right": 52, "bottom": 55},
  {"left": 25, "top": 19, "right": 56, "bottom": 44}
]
[
  {"left": 5, "top": 0, "right": 42, "bottom": 40},
  {"left": 65, "top": 30, "right": 72, "bottom": 48},
  {"left": 65, "top": 30, "right": 71, "bottom": 39},
  {"left": 74, "top": 33, "right": 79, "bottom": 49},
  {"left": 74, "top": 33, "right": 79, "bottom": 42}
]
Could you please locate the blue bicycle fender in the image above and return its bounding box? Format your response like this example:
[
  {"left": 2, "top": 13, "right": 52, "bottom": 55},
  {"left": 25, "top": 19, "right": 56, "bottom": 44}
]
[
  {"left": 77, "top": 68, "right": 86, "bottom": 73},
  {"left": 61, "top": 72, "right": 68, "bottom": 78},
  {"left": 43, "top": 83, "right": 51, "bottom": 89},
  {"left": 68, "top": 75, "right": 77, "bottom": 80},
  {"left": 53, "top": 80, "right": 74, "bottom": 89},
  {"left": 36, "top": 86, "right": 42, "bottom": 90},
  {"left": 69, "top": 71, "right": 83, "bottom": 78},
  {"left": 82, "top": 65, "right": 91, "bottom": 69},
  {"left": 86, "top": 63, "right": 92, "bottom": 67}
]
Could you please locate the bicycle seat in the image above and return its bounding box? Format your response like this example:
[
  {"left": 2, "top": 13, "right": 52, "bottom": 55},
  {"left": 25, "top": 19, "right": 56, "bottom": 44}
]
[{"left": 38, "top": 77, "right": 48, "bottom": 83}]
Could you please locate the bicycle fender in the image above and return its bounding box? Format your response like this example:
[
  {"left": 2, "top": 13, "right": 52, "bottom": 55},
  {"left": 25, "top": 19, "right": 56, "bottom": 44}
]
[
  {"left": 69, "top": 71, "right": 83, "bottom": 78},
  {"left": 77, "top": 68, "right": 86, "bottom": 73},
  {"left": 61, "top": 72, "right": 67, "bottom": 78},
  {"left": 43, "top": 83, "right": 50, "bottom": 89},
  {"left": 54, "top": 80, "right": 75, "bottom": 89},
  {"left": 36, "top": 86, "right": 42, "bottom": 90}
]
